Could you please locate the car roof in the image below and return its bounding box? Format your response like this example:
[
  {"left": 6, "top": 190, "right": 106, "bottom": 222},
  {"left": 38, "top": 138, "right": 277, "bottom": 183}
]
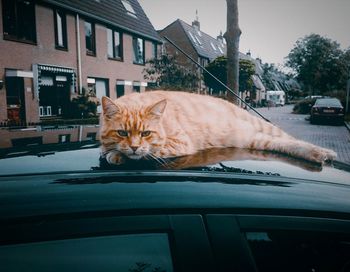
[
  {"left": 1, "top": 170, "right": 350, "bottom": 220},
  {"left": 1, "top": 144, "right": 350, "bottom": 220}
]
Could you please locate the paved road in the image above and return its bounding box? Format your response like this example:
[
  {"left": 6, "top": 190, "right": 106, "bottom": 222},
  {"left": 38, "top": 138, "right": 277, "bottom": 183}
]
[{"left": 251, "top": 105, "right": 350, "bottom": 164}]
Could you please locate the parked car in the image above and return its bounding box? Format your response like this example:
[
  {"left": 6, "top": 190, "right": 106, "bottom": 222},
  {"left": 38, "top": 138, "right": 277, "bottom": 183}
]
[
  {"left": 304, "top": 95, "right": 324, "bottom": 100},
  {"left": 1, "top": 144, "right": 350, "bottom": 272},
  {"left": 310, "top": 98, "right": 345, "bottom": 125}
]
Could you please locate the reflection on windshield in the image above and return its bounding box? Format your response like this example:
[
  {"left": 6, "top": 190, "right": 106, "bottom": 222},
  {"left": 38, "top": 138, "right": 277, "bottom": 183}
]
[{"left": 98, "top": 147, "right": 324, "bottom": 173}]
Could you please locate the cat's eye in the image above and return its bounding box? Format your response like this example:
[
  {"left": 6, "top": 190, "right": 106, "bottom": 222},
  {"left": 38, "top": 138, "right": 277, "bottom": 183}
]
[
  {"left": 117, "top": 130, "right": 128, "bottom": 137},
  {"left": 141, "top": 131, "right": 151, "bottom": 137}
]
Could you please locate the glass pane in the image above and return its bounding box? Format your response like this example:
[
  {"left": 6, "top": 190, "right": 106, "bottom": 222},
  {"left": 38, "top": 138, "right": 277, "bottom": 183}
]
[
  {"left": 107, "top": 28, "right": 113, "bottom": 58},
  {"left": 139, "top": 39, "right": 144, "bottom": 63},
  {"left": 133, "top": 37, "right": 138, "bottom": 63},
  {"left": 0, "top": 233, "right": 174, "bottom": 272},
  {"left": 153, "top": 42, "right": 157, "bottom": 59},
  {"left": 85, "top": 21, "right": 94, "bottom": 53},
  {"left": 245, "top": 230, "right": 350, "bottom": 272},
  {"left": 56, "top": 12, "right": 63, "bottom": 46},
  {"left": 133, "top": 38, "right": 144, "bottom": 64},
  {"left": 17, "top": 0, "right": 36, "bottom": 41},
  {"left": 2, "top": 0, "right": 16, "bottom": 36},
  {"left": 114, "top": 31, "right": 121, "bottom": 58}
]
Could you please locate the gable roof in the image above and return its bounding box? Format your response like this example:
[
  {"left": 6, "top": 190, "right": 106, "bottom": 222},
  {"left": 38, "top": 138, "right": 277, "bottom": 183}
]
[
  {"left": 43, "top": 0, "right": 161, "bottom": 42},
  {"left": 160, "top": 19, "right": 268, "bottom": 91},
  {"left": 177, "top": 20, "right": 226, "bottom": 61}
]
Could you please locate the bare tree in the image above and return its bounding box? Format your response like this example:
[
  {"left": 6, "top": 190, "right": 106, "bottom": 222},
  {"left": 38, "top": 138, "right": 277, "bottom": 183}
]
[{"left": 224, "top": 0, "right": 241, "bottom": 104}]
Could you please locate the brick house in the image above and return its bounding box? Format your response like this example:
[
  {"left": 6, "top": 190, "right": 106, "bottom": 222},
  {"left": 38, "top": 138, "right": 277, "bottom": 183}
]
[
  {"left": 0, "top": 0, "right": 161, "bottom": 124},
  {"left": 158, "top": 18, "right": 267, "bottom": 103}
]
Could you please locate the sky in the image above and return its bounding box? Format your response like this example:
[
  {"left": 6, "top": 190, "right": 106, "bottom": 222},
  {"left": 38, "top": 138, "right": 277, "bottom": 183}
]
[{"left": 138, "top": 0, "right": 350, "bottom": 67}]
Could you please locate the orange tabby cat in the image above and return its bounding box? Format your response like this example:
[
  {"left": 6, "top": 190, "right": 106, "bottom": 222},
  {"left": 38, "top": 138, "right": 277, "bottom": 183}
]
[{"left": 100, "top": 91, "right": 336, "bottom": 165}]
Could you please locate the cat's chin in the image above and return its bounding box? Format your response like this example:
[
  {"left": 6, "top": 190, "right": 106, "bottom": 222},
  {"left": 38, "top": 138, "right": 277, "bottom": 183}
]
[{"left": 126, "top": 154, "right": 144, "bottom": 160}]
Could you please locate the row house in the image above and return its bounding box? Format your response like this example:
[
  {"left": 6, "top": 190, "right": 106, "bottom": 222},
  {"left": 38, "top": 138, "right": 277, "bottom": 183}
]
[
  {"left": 158, "top": 18, "right": 267, "bottom": 103},
  {"left": 0, "top": 0, "right": 161, "bottom": 124}
]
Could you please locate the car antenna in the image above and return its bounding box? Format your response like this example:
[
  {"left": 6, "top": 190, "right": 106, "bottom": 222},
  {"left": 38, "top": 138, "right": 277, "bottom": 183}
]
[{"left": 163, "top": 36, "right": 271, "bottom": 123}]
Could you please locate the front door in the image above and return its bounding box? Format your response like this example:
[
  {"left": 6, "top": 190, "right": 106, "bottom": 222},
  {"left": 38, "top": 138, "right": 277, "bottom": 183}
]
[
  {"left": 5, "top": 76, "right": 26, "bottom": 123},
  {"left": 39, "top": 76, "right": 70, "bottom": 117}
]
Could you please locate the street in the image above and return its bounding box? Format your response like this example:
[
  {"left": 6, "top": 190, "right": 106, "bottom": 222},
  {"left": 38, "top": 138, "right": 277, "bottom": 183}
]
[{"left": 252, "top": 105, "right": 350, "bottom": 164}]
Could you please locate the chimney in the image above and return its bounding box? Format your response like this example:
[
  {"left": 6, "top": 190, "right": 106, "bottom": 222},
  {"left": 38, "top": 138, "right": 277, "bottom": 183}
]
[
  {"left": 192, "top": 9, "right": 200, "bottom": 30},
  {"left": 217, "top": 31, "right": 224, "bottom": 43},
  {"left": 246, "top": 50, "right": 251, "bottom": 56}
]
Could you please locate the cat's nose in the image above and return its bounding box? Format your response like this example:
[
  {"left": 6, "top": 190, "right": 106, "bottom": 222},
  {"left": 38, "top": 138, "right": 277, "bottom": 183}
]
[{"left": 130, "top": 146, "right": 138, "bottom": 152}]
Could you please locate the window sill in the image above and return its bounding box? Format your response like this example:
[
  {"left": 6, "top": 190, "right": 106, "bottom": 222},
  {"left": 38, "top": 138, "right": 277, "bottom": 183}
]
[
  {"left": 86, "top": 51, "right": 96, "bottom": 57},
  {"left": 108, "top": 57, "right": 124, "bottom": 62},
  {"left": 55, "top": 46, "right": 68, "bottom": 51},
  {"left": 133, "top": 62, "right": 145, "bottom": 66},
  {"left": 3, "top": 35, "right": 37, "bottom": 46}
]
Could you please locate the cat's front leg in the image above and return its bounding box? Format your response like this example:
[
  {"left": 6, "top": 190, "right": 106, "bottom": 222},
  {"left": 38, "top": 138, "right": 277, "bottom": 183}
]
[{"left": 105, "top": 150, "right": 125, "bottom": 165}]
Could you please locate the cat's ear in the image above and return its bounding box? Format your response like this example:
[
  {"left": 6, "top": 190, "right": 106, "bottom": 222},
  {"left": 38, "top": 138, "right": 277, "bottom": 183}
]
[
  {"left": 146, "top": 99, "right": 167, "bottom": 118},
  {"left": 101, "top": 96, "right": 121, "bottom": 118}
]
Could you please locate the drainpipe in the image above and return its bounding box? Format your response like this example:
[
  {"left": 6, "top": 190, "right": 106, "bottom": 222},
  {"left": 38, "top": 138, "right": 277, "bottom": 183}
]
[
  {"left": 76, "top": 14, "right": 82, "bottom": 94},
  {"left": 78, "top": 125, "right": 83, "bottom": 142}
]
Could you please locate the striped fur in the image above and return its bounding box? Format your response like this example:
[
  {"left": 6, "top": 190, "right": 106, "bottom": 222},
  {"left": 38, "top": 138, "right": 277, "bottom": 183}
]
[{"left": 100, "top": 91, "right": 336, "bottom": 165}]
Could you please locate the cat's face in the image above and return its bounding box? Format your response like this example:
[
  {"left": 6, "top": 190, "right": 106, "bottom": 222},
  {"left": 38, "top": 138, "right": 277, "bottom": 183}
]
[{"left": 100, "top": 96, "right": 166, "bottom": 160}]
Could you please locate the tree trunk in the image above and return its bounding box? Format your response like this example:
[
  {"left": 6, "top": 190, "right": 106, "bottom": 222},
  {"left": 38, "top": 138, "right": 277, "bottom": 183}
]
[{"left": 224, "top": 0, "right": 241, "bottom": 104}]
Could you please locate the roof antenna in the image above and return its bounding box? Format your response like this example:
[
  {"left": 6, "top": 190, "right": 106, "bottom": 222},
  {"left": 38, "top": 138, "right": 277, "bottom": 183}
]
[{"left": 196, "top": 9, "right": 199, "bottom": 21}]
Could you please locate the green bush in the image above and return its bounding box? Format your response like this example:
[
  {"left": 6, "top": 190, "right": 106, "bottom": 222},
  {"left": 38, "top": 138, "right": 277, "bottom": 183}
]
[{"left": 64, "top": 91, "right": 99, "bottom": 119}]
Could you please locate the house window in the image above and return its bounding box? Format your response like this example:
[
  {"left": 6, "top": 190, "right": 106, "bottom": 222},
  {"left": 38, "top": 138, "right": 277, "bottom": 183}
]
[
  {"left": 121, "top": 0, "right": 137, "bottom": 18},
  {"left": 133, "top": 85, "right": 140, "bottom": 93},
  {"left": 59, "top": 134, "right": 71, "bottom": 143},
  {"left": 133, "top": 82, "right": 141, "bottom": 93},
  {"left": 116, "top": 81, "right": 125, "bottom": 98},
  {"left": 133, "top": 37, "right": 144, "bottom": 65},
  {"left": 107, "top": 28, "right": 123, "bottom": 60},
  {"left": 88, "top": 77, "right": 109, "bottom": 113},
  {"left": 2, "top": 0, "right": 36, "bottom": 43},
  {"left": 86, "top": 132, "right": 97, "bottom": 141},
  {"left": 152, "top": 42, "right": 158, "bottom": 59},
  {"left": 85, "top": 21, "right": 95, "bottom": 55},
  {"left": 54, "top": 9, "right": 67, "bottom": 49}
]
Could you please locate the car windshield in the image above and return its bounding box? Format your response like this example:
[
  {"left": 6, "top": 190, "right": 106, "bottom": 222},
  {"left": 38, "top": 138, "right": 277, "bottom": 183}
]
[
  {"left": 0, "top": 0, "right": 349, "bottom": 185},
  {"left": 315, "top": 98, "right": 342, "bottom": 107}
]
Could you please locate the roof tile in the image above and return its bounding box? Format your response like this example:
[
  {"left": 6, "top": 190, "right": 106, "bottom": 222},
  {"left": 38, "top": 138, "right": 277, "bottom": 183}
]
[{"left": 44, "top": 0, "right": 161, "bottom": 42}]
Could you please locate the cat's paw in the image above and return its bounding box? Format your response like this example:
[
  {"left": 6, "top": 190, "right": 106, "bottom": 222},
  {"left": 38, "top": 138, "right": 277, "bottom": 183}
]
[
  {"left": 106, "top": 152, "right": 125, "bottom": 165},
  {"left": 310, "top": 148, "right": 337, "bottom": 164}
]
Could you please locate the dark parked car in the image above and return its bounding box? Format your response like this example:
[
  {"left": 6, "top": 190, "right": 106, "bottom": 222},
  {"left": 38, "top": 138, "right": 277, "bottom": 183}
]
[
  {"left": 1, "top": 144, "right": 350, "bottom": 272},
  {"left": 310, "top": 98, "right": 345, "bottom": 125}
]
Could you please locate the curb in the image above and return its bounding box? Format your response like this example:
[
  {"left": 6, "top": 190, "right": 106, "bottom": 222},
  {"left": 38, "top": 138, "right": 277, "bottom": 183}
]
[{"left": 345, "top": 122, "right": 350, "bottom": 132}]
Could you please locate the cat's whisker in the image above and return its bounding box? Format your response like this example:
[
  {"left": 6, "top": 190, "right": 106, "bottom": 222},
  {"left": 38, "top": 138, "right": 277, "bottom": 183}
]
[
  {"left": 147, "top": 154, "right": 170, "bottom": 167},
  {"left": 146, "top": 154, "right": 163, "bottom": 165}
]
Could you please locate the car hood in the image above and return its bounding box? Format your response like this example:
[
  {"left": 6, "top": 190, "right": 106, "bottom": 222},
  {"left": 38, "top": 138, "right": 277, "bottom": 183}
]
[{"left": 0, "top": 143, "right": 349, "bottom": 185}]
